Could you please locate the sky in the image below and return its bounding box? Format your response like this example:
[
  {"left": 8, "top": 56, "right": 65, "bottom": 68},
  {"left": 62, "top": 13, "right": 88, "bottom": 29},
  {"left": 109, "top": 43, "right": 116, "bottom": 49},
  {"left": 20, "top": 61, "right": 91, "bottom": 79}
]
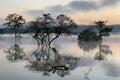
[{"left": 0, "top": 0, "right": 120, "bottom": 25}]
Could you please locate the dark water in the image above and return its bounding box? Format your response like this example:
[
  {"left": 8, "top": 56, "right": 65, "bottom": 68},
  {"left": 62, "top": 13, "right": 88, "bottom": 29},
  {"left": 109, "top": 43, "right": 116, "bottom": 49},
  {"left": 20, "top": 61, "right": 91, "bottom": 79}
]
[{"left": 0, "top": 34, "right": 120, "bottom": 80}]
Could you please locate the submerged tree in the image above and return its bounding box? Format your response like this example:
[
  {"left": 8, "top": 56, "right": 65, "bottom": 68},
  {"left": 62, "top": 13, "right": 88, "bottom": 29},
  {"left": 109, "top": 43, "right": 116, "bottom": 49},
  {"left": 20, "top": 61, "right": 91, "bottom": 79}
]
[
  {"left": 30, "top": 13, "right": 77, "bottom": 46},
  {"left": 78, "top": 20, "right": 113, "bottom": 41},
  {"left": 30, "top": 13, "right": 54, "bottom": 46},
  {"left": 78, "top": 29, "right": 98, "bottom": 41},
  {"left": 94, "top": 20, "right": 113, "bottom": 40},
  {"left": 4, "top": 13, "right": 25, "bottom": 37}
]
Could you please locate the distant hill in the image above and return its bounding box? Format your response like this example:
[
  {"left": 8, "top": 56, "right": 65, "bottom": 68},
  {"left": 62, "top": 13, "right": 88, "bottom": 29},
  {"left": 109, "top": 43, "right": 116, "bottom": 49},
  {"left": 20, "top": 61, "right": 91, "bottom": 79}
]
[
  {"left": 108, "top": 25, "right": 120, "bottom": 33},
  {"left": 72, "top": 24, "right": 120, "bottom": 34}
]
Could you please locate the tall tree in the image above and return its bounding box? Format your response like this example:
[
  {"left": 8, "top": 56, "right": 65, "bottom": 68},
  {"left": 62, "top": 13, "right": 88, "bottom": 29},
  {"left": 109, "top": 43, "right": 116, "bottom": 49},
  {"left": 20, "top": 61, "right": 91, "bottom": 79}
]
[
  {"left": 94, "top": 20, "right": 113, "bottom": 40},
  {"left": 4, "top": 13, "right": 25, "bottom": 37},
  {"left": 30, "top": 13, "right": 55, "bottom": 46},
  {"left": 56, "top": 14, "right": 77, "bottom": 29}
]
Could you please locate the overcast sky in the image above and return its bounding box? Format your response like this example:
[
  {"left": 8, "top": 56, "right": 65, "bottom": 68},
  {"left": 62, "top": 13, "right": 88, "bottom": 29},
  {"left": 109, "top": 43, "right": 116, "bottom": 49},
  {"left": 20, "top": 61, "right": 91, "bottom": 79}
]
[{"left": 0, "top": 0, "right": 120, "bottom": 24}]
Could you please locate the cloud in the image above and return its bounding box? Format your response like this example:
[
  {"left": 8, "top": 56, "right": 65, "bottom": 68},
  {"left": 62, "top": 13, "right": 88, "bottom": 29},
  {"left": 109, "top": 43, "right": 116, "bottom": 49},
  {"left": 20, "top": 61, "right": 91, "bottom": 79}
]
[
  {"left": 67, "top": 1, "right": 98, "bottom": 11},
  {"left": 101, "top": 0, "right": 120, "bottom": 7},
  {"left": 67, "top": 0, "right": 120, "bottom": 11},
  {"left": 26, "top": 5, "right": 73, "bottom": 18},
  {"left": 25, "top": 0, "right": 120, "bottom": 17}
]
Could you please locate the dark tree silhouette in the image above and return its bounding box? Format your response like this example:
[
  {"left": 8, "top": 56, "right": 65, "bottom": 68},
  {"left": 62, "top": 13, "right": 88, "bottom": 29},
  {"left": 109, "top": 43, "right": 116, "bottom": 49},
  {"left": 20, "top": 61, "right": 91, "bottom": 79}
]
[
  {"left": 30, "top": 13, "right": 55, "bottom": 46},
  {"left": 30, "top": 13, "right": 77, "bottom": 46},
  {"left": 78, "top": 29, "right": 98, "bottom": 41},
  {"left": 78, "top": 20, "right": 113, "bottom": 41},
  {"left": 94, "top": 20, "right": 113, "bottom": 40},
  {"left": 4, "top": 13, "right": 25, "bottom": 37},
  {"left": 56, "top": 14, "right": 77, "bottom": 28}
]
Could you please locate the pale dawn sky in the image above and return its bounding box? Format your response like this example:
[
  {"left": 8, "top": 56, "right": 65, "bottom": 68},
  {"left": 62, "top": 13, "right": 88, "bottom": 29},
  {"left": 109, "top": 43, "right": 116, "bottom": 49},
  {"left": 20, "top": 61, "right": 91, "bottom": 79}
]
[{"left": 0, "top": 0, "right": 120, "bottom": 24}]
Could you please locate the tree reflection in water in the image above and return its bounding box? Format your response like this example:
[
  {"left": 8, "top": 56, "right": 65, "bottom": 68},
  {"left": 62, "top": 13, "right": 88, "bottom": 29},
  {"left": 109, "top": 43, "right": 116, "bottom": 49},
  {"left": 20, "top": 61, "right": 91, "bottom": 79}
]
[
  {"left": 4, "top": 36, "right": 25, "bottom": 62},
  {"left": 3, "top": 34, "right": 113, "bottom": 78},
  {"left": 5, "top": 44, "right": 25, "bottom": 62},
  {"left": 26, "top": 45, "right": 80, "bottom": 77},
  {"left": 78, "top": 37, "right": 112, "bottom": 61},
  {"left": 78, "top": 40, "right": 101, "bottom": 52},
  {"left": 82, "top": 68, "right": 91, "bottom": 80},
  {"left": 95, "top": 45, "right": 112, "bottom": 61},
  {"left": 4, "top": 35, "right": 81, "bottom": 77}
]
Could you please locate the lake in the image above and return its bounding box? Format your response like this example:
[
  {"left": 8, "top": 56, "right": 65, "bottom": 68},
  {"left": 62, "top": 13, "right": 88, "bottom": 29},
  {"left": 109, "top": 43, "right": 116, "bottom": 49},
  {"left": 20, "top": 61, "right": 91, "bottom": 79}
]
[{"left": 0, "top": 34, "right": 120, "bottom": 80}]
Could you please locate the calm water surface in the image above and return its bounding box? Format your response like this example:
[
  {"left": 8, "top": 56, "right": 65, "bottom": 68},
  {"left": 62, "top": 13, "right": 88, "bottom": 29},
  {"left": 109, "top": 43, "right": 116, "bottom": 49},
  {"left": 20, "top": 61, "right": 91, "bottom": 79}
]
[{"left": 0, "top": 34, "right": 120, "bottom": 80}]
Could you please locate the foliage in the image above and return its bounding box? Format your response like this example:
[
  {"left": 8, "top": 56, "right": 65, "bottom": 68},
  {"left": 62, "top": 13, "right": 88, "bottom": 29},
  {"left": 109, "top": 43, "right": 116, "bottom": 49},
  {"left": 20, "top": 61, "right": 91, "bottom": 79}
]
[
  {"left": 30, "top": 13, "right": 77, "bottom": 46},
  {"left": 78, "top": 29, "right": 98, "bottom": 41},
  {"left": 56, "top": 14, "right": 77, "bottom": 28},
  {"left": 4, "top": 13, "right": 25, "bottom": 29},
  {"left": 4, "top": 13, "right": 25, "bottom": 37},
  {"left": 30, "top": 13, "right": 54, "bottom": 33},
  {"left": 94, "top": 20, "right": 113, "bottom": 40}
]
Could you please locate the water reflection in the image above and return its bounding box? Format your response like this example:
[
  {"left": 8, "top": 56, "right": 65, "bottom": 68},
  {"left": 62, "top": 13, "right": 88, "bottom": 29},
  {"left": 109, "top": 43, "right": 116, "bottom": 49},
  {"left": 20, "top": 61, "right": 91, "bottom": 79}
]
[
  {"left": 77, "top": 37, "right": 113, "bottom": 61},
  {"left": 82, "top": 68, "right": 91, "bottom": 80},
  {"left": 5, "top": 44, "right": 25, "bottom": 62},
  {"left": 95, "top": 45, "right": 112, "bottom": 61},
  {"left": 2, "top": 35, "right": 117, "bottom": 79},
  {"left": 26, "top": 45, "right": 80, "bottom": 77},
  {"left": 4, "top": 36, "right": 25, "bottom": 62},
  {"left": 78, "top": 40, "right": 101, "bottom": 52}
]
